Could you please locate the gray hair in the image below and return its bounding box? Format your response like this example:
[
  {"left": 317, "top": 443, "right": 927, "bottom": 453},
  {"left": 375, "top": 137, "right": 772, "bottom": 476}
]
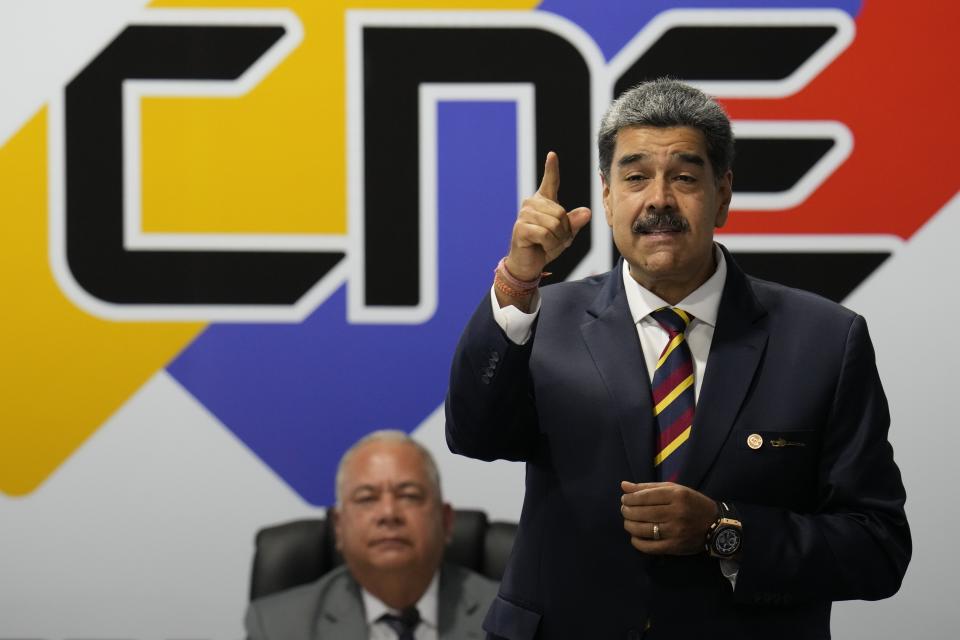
[
  {"left": 598, "top": 78, "right": 735, "bottom": 182},
  {"left": 334, "top": 430, "right": 443, "bottom": 506}
]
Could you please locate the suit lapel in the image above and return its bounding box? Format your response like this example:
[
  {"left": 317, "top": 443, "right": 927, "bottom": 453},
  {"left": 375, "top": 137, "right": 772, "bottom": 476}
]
[
  {"left": 580, "top": 261, "right": 656, "bottom": 483},
  {"left": 315, "top": 572, "right": 366, "bottom": 639},
  {"left": 437, "top": 564, "right": 486, "bottom": 638},
  {"left": 678, "top": 246, "right": 768, "bottom": 489}
]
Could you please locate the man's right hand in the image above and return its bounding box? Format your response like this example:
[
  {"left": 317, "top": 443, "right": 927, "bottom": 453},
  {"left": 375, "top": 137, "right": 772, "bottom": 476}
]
[{"left": 497, "top": 152, "right": 592, "bottom": 309}]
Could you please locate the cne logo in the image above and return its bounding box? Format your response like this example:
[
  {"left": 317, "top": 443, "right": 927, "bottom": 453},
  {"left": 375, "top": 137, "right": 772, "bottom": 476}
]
[{"left": 52, "top": 7, "right": 863, "bottom": 324}]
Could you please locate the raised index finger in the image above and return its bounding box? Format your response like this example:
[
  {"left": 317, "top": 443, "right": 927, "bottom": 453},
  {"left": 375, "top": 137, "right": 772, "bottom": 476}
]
[{"left": 537, "top": 151, "right": 560, "bottom": 203}]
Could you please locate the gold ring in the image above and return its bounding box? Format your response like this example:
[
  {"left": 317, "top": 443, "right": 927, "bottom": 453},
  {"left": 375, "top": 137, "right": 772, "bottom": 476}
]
[{"left": 652, "top": 523, "right": 661, "bottom": 541}]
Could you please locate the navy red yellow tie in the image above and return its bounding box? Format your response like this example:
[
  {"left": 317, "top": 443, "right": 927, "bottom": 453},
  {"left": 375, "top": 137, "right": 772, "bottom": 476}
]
[
  {"left": 379, "top": 607, "right": 421, "bottom": 640},
  {"left": 650, "top": 307, "right": 695, "bottom": 482}
]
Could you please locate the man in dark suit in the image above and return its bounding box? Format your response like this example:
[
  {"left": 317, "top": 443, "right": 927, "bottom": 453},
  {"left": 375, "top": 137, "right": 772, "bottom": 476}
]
[
  {"left": 246, "top": 430, "right": 497, "bottom": 639},
  {"left": 445, "top": 79, "right": 910, "bottom": 639}
]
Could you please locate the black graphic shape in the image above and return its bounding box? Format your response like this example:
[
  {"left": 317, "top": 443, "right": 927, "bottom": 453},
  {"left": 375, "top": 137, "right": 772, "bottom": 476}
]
[
  {"left": 66, "top": 25, "right": 343, "bottom": 305},
  {"left": 362, "top": 26, "right": 592, "bottom": 306},
  {"left": 733, "top": 138, "right": 835, "bottom": 193},
  {"left": 730, "top": 251, "right": 891, "bottom": 302}
]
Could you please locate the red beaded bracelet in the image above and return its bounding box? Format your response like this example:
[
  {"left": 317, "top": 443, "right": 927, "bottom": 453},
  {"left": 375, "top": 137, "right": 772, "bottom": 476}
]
[
  {"left": 493, "top": 275, "right": 535, "bottom": 299},
  {"left": 495, "top": 257, "right": 550, "bottom": 293}
]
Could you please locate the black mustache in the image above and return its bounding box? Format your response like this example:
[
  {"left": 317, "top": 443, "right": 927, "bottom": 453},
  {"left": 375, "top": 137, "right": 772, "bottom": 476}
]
[{"left": 631, "top": 211, "right": 689, "bottom": 234}]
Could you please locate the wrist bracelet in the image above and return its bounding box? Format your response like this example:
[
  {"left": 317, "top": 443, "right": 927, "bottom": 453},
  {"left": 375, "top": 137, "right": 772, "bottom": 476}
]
[
  {"left": 494, "top": 271, "right": 536, "bottom": 298},
  {"left": 496, "top": 257, "right": 549, "bottom": 291}
]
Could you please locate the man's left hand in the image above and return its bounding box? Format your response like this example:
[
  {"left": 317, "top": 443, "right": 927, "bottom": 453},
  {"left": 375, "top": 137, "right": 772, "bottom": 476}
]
[{"left": 620, "top": 481, "right": 717, "bottom": 555}]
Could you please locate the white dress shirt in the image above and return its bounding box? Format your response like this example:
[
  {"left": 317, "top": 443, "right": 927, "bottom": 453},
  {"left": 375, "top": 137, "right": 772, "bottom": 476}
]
[
  {"left": 492, "top": 246, "right": 726, "bottom": 379},
  {"left": 623, "top": 247, "right": 726, "bottom": 399},
  {"left": 362, "top": 572, "right": 440, "bottom": 640},
  {"left": 490, "top": 245, "right": 739, "bottom": 587}
]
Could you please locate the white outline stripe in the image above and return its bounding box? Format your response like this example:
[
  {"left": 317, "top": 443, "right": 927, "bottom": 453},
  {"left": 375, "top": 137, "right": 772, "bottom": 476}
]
[{"left": 730, "top": 120, "right": 853, "bottom": 211}]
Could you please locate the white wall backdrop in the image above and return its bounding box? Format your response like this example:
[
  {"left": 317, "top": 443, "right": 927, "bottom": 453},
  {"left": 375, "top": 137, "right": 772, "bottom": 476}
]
[{"left": 1, "top": 1, "right": 957, "bottom": 638}]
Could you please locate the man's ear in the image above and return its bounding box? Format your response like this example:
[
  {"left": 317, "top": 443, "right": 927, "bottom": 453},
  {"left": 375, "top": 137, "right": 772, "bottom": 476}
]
[
  {"left": 715, "top": 169, "right": 733, "bottom": 228},
  {"left": 441, "top": 502, "right": 455, "bottom": 544},
  {"left": 600, "top": 171, "right": 614, "bottom": 226},
  {"left": 330, "top": 506, "right": 342, "bottom": 550}
]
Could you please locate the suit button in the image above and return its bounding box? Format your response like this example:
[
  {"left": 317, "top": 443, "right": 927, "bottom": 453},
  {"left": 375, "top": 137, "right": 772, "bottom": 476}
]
[{"left": 489, "top": 351, "right": 500, "bottom": 362}]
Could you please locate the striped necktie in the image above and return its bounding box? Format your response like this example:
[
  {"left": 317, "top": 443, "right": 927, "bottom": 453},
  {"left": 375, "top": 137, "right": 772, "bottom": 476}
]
[
  {"left": 650, "top": 307, "right": 695, "bottom": 482},
  {"left": 379, "top": 607, "right": 421, "bottom": 640}
]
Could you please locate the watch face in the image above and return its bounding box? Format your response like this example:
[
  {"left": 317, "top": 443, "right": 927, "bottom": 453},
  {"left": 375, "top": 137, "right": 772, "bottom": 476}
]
[{"left": 713, "top": 527, "right": 741, "bottom": 556}]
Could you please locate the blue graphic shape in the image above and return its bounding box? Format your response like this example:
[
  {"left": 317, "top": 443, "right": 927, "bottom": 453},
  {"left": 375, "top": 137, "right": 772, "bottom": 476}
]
[
  {"left": 539, "top": 0, "right": 863, "bottom": 61},
  {"left": 168, "top": 102, "right": 521, "bottom": 506}
]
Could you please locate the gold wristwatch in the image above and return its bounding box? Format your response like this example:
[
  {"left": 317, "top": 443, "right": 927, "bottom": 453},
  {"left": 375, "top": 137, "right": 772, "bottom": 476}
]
[{"left": 706, "top": 500, "right": 742, "bottom": 559}]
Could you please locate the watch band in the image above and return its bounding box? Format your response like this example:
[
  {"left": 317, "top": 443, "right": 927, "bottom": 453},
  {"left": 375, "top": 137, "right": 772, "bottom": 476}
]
[
  {"left": 706, "top": 500, "right": 743, "bottom": 558},
  {"left": 717, "top": 500, "right": 738, "bottom": 521}
]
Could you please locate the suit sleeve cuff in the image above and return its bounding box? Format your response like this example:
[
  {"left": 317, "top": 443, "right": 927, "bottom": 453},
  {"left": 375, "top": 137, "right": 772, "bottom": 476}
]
[{"left": 490, "top": 286, "right": 540, "bottom": 345}]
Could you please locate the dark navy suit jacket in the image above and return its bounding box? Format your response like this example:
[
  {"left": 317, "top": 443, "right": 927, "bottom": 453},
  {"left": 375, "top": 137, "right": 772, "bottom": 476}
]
[{"left": 445, "top": 246, "right": 910, "bottom": 640}]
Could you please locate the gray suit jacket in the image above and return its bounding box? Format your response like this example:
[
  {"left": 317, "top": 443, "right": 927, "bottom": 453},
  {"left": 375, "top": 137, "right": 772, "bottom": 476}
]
[{"left": 245, "top": 563, "right": 497, "bottom": 640}]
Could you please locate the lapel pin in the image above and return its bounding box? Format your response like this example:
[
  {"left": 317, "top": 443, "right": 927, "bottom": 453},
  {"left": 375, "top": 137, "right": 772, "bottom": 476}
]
[
  {"left": 747, "top": 433, "right": 763, "bottom": 450},
  {"left": 770, "top": 437, "right": 806, "bottom": 448}
]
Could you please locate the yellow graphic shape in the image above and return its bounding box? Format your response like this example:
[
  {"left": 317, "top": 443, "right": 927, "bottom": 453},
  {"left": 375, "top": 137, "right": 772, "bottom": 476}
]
[
  {"left": 0, "top": 111, "right": 203, "bottom": 496},
  {"left": 1, "top": 0, "right": 538, "bottom": 496},
  {"left": 143, "top": 0, "right": 538, "bottom": 235}
]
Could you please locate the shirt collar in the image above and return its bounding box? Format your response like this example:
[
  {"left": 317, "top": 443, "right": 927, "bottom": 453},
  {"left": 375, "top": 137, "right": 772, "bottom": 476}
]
[
  {"left": 361, "top": 571, "right": 440, "bottom": 630},
  {"left": 621, "top": 244, "right": 727, "bottom": 328}
]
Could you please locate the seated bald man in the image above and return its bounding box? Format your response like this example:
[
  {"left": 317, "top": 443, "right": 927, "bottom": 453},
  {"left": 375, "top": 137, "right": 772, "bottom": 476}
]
[{"left": 245, "top": 430, "right": 498, "bottom": 640}]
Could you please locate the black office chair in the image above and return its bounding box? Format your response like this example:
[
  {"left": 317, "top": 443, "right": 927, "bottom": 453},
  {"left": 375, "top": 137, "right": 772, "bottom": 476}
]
[{"left": 249, "top": 509, "right": 517, "bottom": 600}]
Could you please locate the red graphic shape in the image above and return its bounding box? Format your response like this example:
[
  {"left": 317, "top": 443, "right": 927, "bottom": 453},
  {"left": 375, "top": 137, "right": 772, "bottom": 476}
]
[{"left": 720, "top": 0, "right": 960, "bottom": 239}]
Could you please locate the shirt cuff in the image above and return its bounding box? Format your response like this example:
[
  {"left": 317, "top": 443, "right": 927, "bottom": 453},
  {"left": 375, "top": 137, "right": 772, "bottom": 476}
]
[
  {"left": 719, "top": 559, "right": 739, "bottom": 591},
  {"left": 490, "top": 286, "right": 541, "bottom": 345}
]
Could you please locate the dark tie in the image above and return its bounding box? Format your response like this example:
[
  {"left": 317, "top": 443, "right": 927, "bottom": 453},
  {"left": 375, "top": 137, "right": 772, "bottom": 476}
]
[
  {"left": 650, "top": 307, "right": 695, "bottom": 482},
  {"left": 379, "top": 607, "right": 421, "bottom": 640}
]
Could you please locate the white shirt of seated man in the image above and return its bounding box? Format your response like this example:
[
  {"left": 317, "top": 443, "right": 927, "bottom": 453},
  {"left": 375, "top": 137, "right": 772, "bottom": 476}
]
[{"left": 362, "top": 573, "right": 439, "bottom": 640}]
